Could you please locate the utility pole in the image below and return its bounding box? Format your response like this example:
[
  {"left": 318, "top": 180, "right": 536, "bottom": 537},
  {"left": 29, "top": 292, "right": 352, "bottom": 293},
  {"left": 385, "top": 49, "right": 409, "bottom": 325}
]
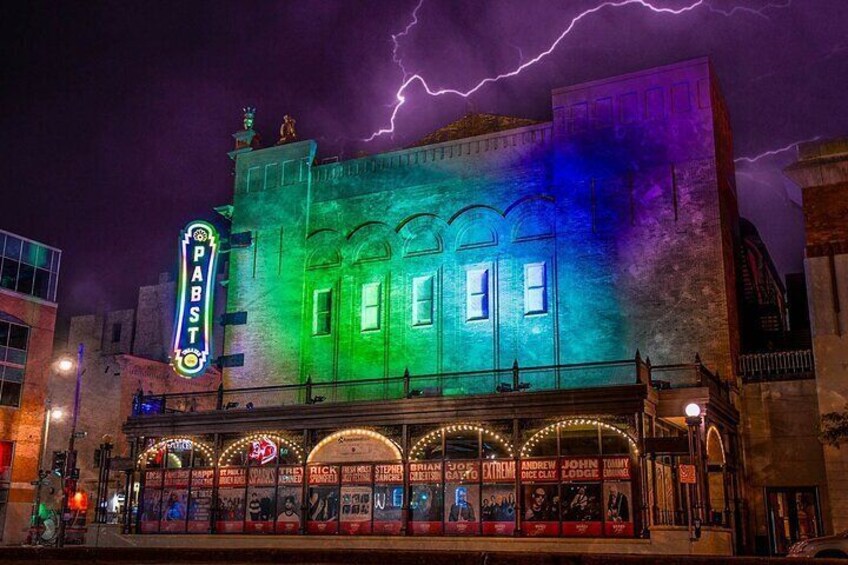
[{"left": 57, "top": 343, "right": 85, "bottom": 547}]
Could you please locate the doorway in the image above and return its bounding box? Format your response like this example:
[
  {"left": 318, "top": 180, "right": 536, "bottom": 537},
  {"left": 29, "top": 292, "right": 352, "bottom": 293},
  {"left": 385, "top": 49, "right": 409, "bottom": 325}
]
[{"left": 765, "top": 487, "right": 821, "bottom": 555}]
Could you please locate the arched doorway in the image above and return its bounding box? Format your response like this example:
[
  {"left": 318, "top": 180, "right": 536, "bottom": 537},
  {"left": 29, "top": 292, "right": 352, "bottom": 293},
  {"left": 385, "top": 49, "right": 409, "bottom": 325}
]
[
  {"left": 137, "top": 437, "right": 214, "bottom": 533},
  {"left": 706, "top": 426, "right": 728, "bottom": 527},
  {"left": 520, "top": 419, "right": 639, "bottom": 538},
  {"left": 216, "top": 433, "right": 304, "bottom": 534},
  {"left": 306, "top": 429, "right": 402, "bottom": 535},
  {"left": 408, "top": 424, "right": 515, "bottom": 536}
]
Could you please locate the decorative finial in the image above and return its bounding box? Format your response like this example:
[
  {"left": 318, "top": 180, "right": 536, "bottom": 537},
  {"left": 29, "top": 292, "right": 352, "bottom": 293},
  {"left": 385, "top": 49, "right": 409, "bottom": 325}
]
[
  {"left": 242, "top": 106, "right": 256, "bottom": 131},
  {"left": 277, "top": 114, "right": 298, "bottom": 145}
]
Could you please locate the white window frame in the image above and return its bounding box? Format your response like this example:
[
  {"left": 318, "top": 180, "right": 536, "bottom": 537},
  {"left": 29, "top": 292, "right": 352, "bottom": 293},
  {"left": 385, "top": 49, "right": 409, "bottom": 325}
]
[
  {"left": 412, "top": 275, "right": 434, "bottom": 327},
  {"left": 312, "top": 288, "right": 332, "bottom": 336},
  {"left": 361, "top": 282, "right": 382, "bottom": 332},
  {"left": 524, "top": 262, "right": 547, "bottom": 315},
  {"left": 466, "top": 267, "right": 489, "bottom": 321}
]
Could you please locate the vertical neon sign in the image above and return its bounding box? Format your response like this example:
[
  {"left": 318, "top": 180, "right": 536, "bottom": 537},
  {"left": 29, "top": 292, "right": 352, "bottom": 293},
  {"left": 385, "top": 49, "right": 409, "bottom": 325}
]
[{"left": 172, "top": 220, "right": 219, "bottom": 378}]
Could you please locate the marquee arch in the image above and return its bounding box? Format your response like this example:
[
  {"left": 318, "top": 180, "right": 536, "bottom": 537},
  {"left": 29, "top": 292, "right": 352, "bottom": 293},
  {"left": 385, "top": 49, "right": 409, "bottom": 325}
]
[
  {"left": 137, "top": 436, "right": 215, "bottom": 467},
  {"left": 410, "top": 423, "right": 514, "bottom": 460},
  {"left": 520, "top": 418, "right": 639, "bottom": 458},
  {"left": 307, "top": 428, "right": 402, "bottom": 464},
  {"left": 218, "top": 433, "right": 304, "bottom": 466}
]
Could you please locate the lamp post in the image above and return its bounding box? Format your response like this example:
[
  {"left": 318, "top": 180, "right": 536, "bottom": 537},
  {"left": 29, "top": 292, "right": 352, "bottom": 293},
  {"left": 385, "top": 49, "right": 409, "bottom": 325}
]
[
  {"left": 57, "top": 343, "right": 85, "bottom": 548},
  {"left": 29, "top": 399, "right": 63, "bottom": 542},
  {"left": 685, "top": 402, "right": 703, "bottom": 541}
]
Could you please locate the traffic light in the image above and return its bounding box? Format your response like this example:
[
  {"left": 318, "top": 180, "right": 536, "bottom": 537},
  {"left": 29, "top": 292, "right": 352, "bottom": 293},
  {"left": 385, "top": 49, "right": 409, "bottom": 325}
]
[{"left": 51, "top": 451, "right": 67, "bottom": 476}]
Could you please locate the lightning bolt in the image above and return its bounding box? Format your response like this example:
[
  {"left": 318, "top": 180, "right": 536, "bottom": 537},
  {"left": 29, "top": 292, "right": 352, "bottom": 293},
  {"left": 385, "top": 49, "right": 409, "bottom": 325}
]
[
  {"left": 392, "top": 0, "right": 424, "bottom": 79},
  {"left": 734, "top": 136, "right": 822, "bottom": 164},
  {"left": 367, "top": 0, "right": 792, "bottom": 142}
]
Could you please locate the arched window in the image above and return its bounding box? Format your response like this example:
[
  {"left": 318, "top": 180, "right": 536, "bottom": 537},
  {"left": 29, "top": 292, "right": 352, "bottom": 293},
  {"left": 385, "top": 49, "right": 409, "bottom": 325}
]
[
  {"left": 215, "top": 433, "right": 304, "bottom": 535},
  {"left": 409, "top": 425, "right": 515, "bottom": 536},
  {"left": 520, "top": 419, "right": 638, "bottom": 538},
  {"left": 137, "top": 437, "right": 214, "bottom": 535}
]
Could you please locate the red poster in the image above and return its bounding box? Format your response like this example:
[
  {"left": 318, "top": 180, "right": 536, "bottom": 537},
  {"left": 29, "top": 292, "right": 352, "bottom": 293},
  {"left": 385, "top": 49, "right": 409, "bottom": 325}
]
[
  {"left": 144, "top": 470, "right": 163, "bottom": 488},
  {"left": 372, "top": 521, "right": 403, "bottom": 535},
  {"left": 341, "top": 464, "right": 372, "bottom": 485},
  {"left": 308, "top": 465, "right": 339, "bottom": 485},
  {"left": 307, "top": 520, "right": 339, "bottom": 534},
  {"left": 374, "top": 464, "right": 404, "bottom": 484},
  {"left": 444, "top": 461, "right": 479, "bottom": 483},
  {"left": 248, "top": 467, "right": 276, "bottom": 486},
  {"left": 482, "top": 522, "right": 515, "bottom": 535},
  {"left": 445, "top": 521, "right": 479, "bottom": 535},
  {"left": 605, "top": 521, "right": 635, "bottom": 537},
  {"left": 217, "top": 467, "right": 247, "bottom": 488},
  {"left": 164, "top": 469, "right": 190, "bottom": 488},
  {"left": 408, "top": 461, "right": 442, "bottom": 483},
  {"left": 190, "top": 468, "right": 214, "bottom": 488},
  {"left": 561, "top": 458, "right": 600, "bottom": 482},
  {"left": 522, "top": 521, "right": 559, "bottom": 536},
  {"left": 564, "top": 521, "right": 603, "bottom": 536},
  {"left": 602, "top": 457, "right": 631, "bottom": 480},
  {"left": 520, "top": 458, "right": 558, "bottom": 482},
  {"left": 482, "top": 460, "right": 515, "bottom": 483},
  {"left": 278, "top": 465, "right": 304, "bottom": 485},
  {"left": 340, "top": 521, "right": 372, "bottom": 535},
  {"left": 411, "top": 521, "right": 442, "bottom": 535}
]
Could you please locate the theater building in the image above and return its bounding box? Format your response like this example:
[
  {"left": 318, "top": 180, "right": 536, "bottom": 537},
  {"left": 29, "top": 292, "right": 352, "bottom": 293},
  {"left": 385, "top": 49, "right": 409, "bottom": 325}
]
[{"left": 120, "top": 58, "right": 748, "bottom": 554}]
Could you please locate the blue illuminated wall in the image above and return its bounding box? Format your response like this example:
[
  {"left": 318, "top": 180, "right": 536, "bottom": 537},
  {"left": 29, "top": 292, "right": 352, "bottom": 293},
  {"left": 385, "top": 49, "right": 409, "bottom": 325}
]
[{"left": 223, "top": 57, "right": 739, "bottom": 392}]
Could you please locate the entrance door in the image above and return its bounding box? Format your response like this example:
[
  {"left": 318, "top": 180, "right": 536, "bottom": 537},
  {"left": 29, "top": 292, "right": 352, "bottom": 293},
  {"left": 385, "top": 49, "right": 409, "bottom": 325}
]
[{"left": 766, "top": 487, "right": 821, "bottom": 555}]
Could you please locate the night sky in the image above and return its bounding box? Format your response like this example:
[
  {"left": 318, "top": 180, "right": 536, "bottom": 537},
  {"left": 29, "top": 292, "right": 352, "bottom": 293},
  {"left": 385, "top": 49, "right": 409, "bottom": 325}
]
[{"left": 1, "top": 1, "right": 846, "bottom": 331}]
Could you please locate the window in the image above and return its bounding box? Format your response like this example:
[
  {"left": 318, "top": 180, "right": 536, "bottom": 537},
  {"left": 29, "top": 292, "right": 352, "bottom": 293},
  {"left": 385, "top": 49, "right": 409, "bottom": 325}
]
[
  {"left": 0, "top": 318, "right": 29, "bottom": 407},
  {"left": 412, "top": 276, "right": 434, "bottom": 326},
  {"left": 361, "top": 283, "right": 381, "bottom": 332},
  {"left": 466, "top": 268, "right": 489, "bottom": 321},
  {"left": 312, "top": 289, "right": 332, "bottom": 336},
  {"left": 0, "top": 231, "right": 61, "bottom": 302},
  {"left": 111, "top": 323, "right": 122, "bottom": 343},
  {"left": 524, "top": 263, "right": 547, "bottom": 315}
]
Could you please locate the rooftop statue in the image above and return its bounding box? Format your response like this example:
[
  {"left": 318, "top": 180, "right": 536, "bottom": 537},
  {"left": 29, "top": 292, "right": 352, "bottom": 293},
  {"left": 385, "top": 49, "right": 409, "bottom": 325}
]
[
  {"left": 278, "top": 114, "right": 297, "bottom": 145},
  {"left": 242, "top": 106, "right": 256, "bottom": 131}
]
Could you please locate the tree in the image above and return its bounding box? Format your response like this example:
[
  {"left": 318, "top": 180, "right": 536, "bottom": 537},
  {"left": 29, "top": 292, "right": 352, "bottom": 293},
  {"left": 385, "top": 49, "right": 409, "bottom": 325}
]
[{"left": 820, "top": 406, "right": 848, "bottom": 447}]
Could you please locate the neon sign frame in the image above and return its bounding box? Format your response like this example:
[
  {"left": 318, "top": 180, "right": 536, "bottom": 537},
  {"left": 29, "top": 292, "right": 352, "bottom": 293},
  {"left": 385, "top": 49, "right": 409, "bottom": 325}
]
[{"left": 171, "top": 220, "right": 219, "bottom": 378}]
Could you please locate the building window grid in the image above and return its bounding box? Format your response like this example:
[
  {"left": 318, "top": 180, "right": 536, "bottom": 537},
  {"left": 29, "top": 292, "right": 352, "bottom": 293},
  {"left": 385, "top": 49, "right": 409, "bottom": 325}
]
[
  {"left": 524, "top": 262, "right": 547, "bottom": 315},
  {"left": 0, "top": 231, "right": 60, "bottom": 302},
  {"left": 0, "top": 320, "right": 29, "bottom": 408}
]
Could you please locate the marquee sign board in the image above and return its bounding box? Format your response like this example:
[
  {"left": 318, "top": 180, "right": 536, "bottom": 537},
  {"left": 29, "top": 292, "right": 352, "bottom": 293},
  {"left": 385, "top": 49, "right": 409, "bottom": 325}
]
[{"left": 172, "top": 220, "right": 219, "bottom": 378}]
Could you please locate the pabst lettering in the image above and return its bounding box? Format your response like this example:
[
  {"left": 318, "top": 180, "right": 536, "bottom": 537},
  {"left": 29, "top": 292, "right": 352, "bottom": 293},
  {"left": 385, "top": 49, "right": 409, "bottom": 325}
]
[{"left": 172, "top": 221, "right": 219, "bottom": 378}]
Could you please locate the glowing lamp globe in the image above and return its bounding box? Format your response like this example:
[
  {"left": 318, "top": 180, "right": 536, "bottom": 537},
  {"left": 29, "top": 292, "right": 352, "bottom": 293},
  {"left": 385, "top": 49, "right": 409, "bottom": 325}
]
[
  {"left": 685, "top": 403, "right": 701, "bottom": 418},
  {"left": 50, "top": 408, "right": 63, "bottom": 421},
  {"left": 57, "top": 358, "right": 74, "bottom": 372}
]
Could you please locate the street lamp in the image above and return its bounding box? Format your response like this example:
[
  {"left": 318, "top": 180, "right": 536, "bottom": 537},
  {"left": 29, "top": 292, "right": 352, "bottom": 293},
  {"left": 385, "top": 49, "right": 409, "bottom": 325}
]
[
  {"left": 685, "top": 402, "right": 703, "bottom": 541},
  {"left": 29, "top": 359, "right": 73, "bottom": 545},
  {"left": 57, "top": 343, "right": 85, "bottom": 548}
]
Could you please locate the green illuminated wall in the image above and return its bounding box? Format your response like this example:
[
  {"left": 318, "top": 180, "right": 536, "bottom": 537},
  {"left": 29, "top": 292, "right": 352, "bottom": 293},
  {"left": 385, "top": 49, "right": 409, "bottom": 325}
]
[{"left": 223, "top": 58, "right": 739, "bottom": 395}]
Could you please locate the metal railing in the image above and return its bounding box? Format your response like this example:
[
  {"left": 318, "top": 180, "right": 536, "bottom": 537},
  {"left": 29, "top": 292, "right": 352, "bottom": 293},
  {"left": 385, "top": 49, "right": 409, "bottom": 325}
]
[
  {"left": 738, "top": 349, "right": 814, "bottom": 382},
  {"left": 131, "top": 355, "right": 650, "bottom": 417},
  {"left": 650, "top": 355, "right": 730, "bottom": 402}
]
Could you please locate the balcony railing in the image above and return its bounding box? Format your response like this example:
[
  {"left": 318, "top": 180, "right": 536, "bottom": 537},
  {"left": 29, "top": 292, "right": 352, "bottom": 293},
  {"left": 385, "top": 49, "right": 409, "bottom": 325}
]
[
  {"left": 131, "top": 356, "right": 654, "bottom": 417},
  {"left": 130, "top": 352, "right": 731, "bottom": 418},
  {"left": 738, "top": 349, "right": 814, "bottom": 383}
]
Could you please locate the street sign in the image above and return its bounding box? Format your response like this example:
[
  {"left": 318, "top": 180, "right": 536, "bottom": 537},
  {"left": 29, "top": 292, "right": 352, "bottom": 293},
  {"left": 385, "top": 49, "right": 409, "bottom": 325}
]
[
  {"left": 679, "top": 464, "right": 697, "bottom": 484},
  {"left": 70, "top": 468, "right": 80, "bottom": 480},
  {"left": 72, "top": 431, "right": 87, "bottom": 439}
]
